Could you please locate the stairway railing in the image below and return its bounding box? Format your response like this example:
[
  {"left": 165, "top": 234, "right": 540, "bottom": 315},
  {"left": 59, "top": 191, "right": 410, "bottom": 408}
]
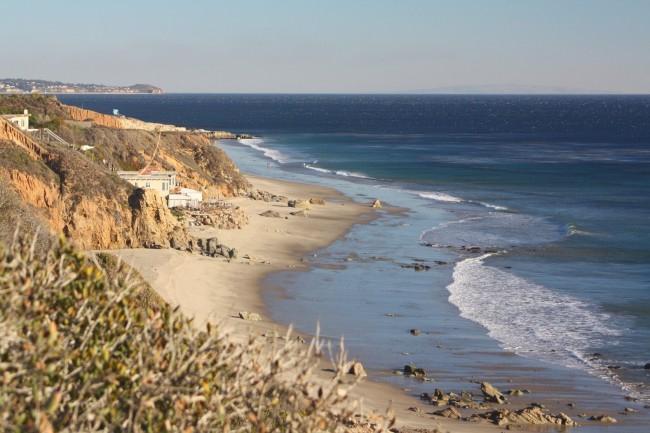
[{"left": 0, "top": 117, "right": 48, "bottom": 160}]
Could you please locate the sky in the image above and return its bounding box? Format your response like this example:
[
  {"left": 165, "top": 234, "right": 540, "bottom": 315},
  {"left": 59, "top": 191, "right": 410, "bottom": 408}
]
[{"left": 2, "top": 0, "right": 650, "bottom": 93}]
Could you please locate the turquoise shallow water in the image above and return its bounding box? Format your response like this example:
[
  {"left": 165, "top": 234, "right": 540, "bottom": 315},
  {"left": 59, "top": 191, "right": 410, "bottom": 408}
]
[{"left": 59, "top": 94, "right": 650, "bottom": 431}]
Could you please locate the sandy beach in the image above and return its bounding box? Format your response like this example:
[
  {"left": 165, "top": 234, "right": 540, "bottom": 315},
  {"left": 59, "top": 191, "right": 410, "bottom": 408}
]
[{"left": 113, "top": 175, "right": 541, "bottom": 433}]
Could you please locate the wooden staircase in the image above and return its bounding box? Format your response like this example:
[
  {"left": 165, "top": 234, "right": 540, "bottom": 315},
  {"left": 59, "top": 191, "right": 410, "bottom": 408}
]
[{"left": 32, "top": 128, "right": 76, "bottom": 149}]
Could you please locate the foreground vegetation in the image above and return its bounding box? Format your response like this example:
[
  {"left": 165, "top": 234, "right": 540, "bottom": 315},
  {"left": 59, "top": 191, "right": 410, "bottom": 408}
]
[{"left": 0, "top": 234, "right": 390, "bottom": 432}]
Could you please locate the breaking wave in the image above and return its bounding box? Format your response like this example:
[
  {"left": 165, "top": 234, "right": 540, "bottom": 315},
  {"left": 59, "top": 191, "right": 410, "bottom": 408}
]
[
  {"left": 334, "top": 170, "right": 372, "bottom": 179},
  {"left": 567, "top": 223, "right": 594, "bottom": 237},
  {"left": 304, "top": 164, "right": 331, "bottom": 174},
  {"left": 418, "top": 191, "right": 464, "bottom": 203},
  {"left": 477, "top": 201, "right": 509, "bottom": 211},
  {"left": 303, "top": 164, "right": 373, "bottom": 179},
  {"left": 416, "top": 191, "right": 509, "bottom": 211},
  {"left": 237, "top": 138, "right": 288, "bottom": 163},
  {"left": 447, "top": 253, "right": 622, "bottom": 370}
]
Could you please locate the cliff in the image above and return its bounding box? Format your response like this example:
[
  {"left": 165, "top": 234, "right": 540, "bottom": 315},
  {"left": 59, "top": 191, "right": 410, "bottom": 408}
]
[
  {"left": 0, "top": 143, "right": 192, "bottom": 251},
  {"left": 1, "top": 95, "right": 249, "bottom": 196},
  {"left": 0, "top": 95, "right": 250, "bottom": 250}
]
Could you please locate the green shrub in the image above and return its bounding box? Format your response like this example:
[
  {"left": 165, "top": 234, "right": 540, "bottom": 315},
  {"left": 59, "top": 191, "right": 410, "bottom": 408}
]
[{"left": 0, "top": 235, "right": 390, "bottom": 432}]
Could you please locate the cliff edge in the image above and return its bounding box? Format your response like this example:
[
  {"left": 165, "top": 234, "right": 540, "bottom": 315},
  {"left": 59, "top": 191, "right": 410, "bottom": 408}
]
[{"left": 0, "top": 95, "right": 250, "bottom": 251}]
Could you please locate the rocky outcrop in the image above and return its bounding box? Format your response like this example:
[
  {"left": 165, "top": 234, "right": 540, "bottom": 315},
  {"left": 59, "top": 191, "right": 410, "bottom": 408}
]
[
  {"left": 238, "top": 311, "right": 261, "bottom": 321},
  {"left": 470, "top": 406, "right": 577, "bottom": 427},
  {"left": 480, "top": 382, "right": 506, "bottom": 404},
  {"left": 433, "top": 407, "right": 461, "bottom": 419},
  {"left": 403, "top": 365, "right": 427, "bottom": 378},
  {"left": 246, "top": 189, "right": 286, "bottom": 202},
  {"left": 401, "top": 262, "right": 431, "bottom": 271},
  {"left": 507, "top": 389, "right": 530, "bottom": 396},
  {"left": 129, "top": 189, "right": 192, "bottom": 250},
  {"left": 288, "top": 199, "right": 310, "bottom": 209},
  {"left": 197, "top": 237, "right": 237, "bottom": 259},
  {"left": 0, "top": 143, "right": 191, "bottom": 251},
  {"left": 420, "top": 388, "right": 485, "bottom": 410},
  {"left": 259, "top": 210, "right": 282, "bottom": 218},
  {"left": 589, "top": 414, "right": 617, "bottom": 423},
  {"left": 184, "top": 206, "right": 249, "bottom": 230}
]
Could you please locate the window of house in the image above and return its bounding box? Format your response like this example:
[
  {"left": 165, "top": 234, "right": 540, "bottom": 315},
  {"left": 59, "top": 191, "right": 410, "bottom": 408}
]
[{"left": 145, "top": 182, "right": 150, "bottom": 188}]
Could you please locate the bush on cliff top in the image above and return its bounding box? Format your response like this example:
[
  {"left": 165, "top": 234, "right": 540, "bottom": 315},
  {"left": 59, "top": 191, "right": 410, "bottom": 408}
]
[{"left": 0, "top": 235, "right": 389, "bottom": 433}]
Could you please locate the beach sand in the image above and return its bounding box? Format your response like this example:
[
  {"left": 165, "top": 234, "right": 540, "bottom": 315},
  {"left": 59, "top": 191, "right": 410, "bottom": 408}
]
[{"left": 113, "top": 175, "right": 527, "bottom": 433}]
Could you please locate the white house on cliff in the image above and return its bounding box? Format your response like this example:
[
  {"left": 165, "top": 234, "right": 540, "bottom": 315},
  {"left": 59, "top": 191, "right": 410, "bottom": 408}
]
[
  {"left": 1, "top": 109, "right": 30, "bottom": 131},
  {"left": 117, "top": 170, "right": 202, "bottom": 208}
]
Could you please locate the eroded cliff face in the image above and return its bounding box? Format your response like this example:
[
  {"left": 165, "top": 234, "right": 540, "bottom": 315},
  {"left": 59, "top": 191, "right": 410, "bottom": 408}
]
[
  {"left": 0, "top": 94, "right": 250, "bottom": 251},
  {"left": 0, "top": 144, "right": 191, "bottom": 251},
  {"left": 129, "top": 189, "right": 192, "bottom": 249},
  {"left": 4, "top": 167, "right": 65, "bottom": 233},
  {"left": 63, "top": 105, "right": 124, "bottom": 128}
]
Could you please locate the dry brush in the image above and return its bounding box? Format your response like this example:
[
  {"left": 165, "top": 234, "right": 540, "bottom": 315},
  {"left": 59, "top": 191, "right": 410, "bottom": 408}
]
[{"left": 0, "top": 234, "right": 392, "bottom": 433}]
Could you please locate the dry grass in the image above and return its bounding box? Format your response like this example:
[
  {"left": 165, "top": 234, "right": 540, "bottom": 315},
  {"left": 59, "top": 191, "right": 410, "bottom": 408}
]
[{"left": 0, "top": 233, "right": 392, "bottom": 432}]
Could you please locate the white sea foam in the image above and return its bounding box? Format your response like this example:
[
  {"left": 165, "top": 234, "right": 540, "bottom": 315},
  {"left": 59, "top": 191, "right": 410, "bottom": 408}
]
[
  {"left": 237, "top": 138, "right": 287, "bottom": 163},
  {"left": 303, "top": 164, "right": 373, "bottom": 179},
  {"left": 417, "top": 191, "right": 509, "bottom": 211},
  {"left": 334, "top": 170, "right": 372, "bottom": 179},
  {"left": 447, "top": 253, "right": 621, "bottom": 370},
  {"left": 476, "top": 201, "right": 509, "bottom": 211},
  {"left": 417, "top": 191, "right": 464, "bottom": 203},
  {"left": 567, "top": 223, "right": 594, "bottom": 237},
  {"left": 304, "top": 164, "right": 332, "bottom": 174}
]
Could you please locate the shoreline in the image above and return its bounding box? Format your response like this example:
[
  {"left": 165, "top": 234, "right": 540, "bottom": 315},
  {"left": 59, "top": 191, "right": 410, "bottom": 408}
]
[
  {"left": 112, "top": 174, "right": 512, "bottom": 432},
  {"left": 112, "top": 173, "right": 640, "bottom": 432}
]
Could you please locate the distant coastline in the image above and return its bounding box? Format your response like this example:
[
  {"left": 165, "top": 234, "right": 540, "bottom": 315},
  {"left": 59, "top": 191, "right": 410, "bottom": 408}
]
[{"left": 0, "top": 78, "right": 163, "bottom": 95}]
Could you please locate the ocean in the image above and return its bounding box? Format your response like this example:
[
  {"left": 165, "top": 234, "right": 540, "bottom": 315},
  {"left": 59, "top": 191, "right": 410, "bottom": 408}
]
[{"left": 60, "top": 94, "right": 650, "bottom": 430}]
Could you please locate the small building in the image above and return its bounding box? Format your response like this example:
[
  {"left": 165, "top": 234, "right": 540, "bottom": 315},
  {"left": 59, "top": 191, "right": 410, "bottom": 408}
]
[
  {"left": 168, "top": 187, "right": 203, "bottom": 209},
  {"left": 1, "top": 109, "right": 30, "bottom": 131},
  {"left": 117, "top": 170, "right": 177, "bottom": 198}
]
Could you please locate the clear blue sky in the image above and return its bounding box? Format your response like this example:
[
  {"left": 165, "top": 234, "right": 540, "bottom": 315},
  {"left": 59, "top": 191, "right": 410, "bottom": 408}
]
[{"left": 3, "top": 0, "right": 650, "bottom": 93}]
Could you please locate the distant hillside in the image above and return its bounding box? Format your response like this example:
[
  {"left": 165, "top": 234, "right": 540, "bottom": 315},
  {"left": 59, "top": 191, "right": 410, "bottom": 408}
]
[{"left": 0, "top": 78, "right": 163, "bottom": 94}]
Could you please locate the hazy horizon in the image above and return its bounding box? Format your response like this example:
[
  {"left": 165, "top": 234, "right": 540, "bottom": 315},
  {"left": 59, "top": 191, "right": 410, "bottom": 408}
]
[{"left": 3, "top": 0, "right": 650, "bottom": 94}]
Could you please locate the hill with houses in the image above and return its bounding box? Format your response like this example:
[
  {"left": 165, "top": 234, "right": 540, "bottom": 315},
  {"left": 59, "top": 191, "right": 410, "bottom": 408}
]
[{"left": 0, "top": 78, "right": 163, "bottom": 94}]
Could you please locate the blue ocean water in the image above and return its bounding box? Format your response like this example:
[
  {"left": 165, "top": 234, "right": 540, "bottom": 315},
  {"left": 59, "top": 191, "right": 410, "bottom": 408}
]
[{"left": 60, "top": 94, "right": 650, "bottom": 428}]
